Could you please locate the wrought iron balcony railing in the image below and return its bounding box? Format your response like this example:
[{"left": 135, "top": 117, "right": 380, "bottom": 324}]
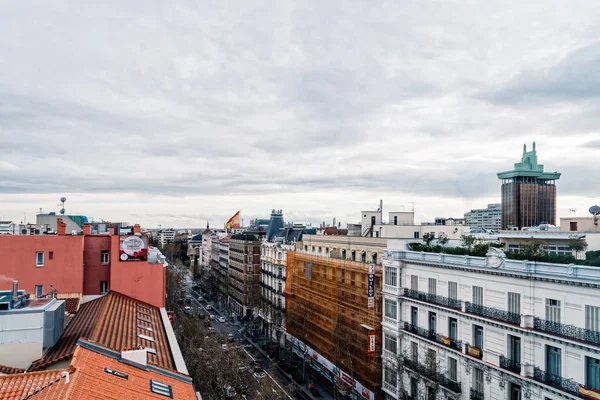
[
  {"left": 402, "top": 357, "right": 462, "bottom": 394},
  {"left": 534, "top": 318, "right": 600, "bottom": 346},
  {"left": 533, "top": 367, "right": 580, "bottom": 397},
  {"left": 499, "top": 355, "right": 521, "bottom": 375},
  {"left": 403, "top": 289, "right": 463, "bottom": 310},
  {"left": 465, "top": 302, "right": 521, "bottom": 325},
  {"left": 403, "top": 322, "right": 463, "bottom": 351},
  {"left": 470, "top": 388, "right": 484, "bottom": 400}
]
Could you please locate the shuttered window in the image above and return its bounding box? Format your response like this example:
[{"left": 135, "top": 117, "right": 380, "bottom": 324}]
[
  {"left": 473, "top": 286, "right": 483, "bottom": 305},
  {"left": 448, "top": 281, "right": 458, "bottom": 300},
  {"left": 428, "top": 278, "right": 436, "bottom": 295},
  {"left": 411, "top": 275, "right": 418, "bottom": 291},
  {"left": 586, "top": 306, "right": 600, "bottom": 331},
  {"left": 545, "top": 299, "right": 561, "bottom": 323},
  {"left": 508, "top": 292, "right": 521, "bottom": 314}
]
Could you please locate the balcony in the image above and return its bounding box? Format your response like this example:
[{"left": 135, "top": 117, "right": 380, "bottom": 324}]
[
  {"left": 533, "top": 367, "right": 581, "bottom": 398},
  {"left": 499, "top": 355, "right": 521, "bottom": 375},
  {"left": 470, "top": 388, "right": 484, "bottom": 400},
  {"left": 403, "top": 322, "right": 463, "bottom": 351},
  {"left": 383, "top": 317, "right": 401, "bottom": 330},
  {"left": 402, "top": 357, "right": 461, "bottom": 394},
  {"left": 383, "top": 381, "right": 398, "bottom": 396},
  {"left": 403, "top": 289, "right": 462, "bottom": 310},
  {"left": 465, "top": 302, "right": 521, "bottom": 325},
  {"left": 534, "top": 318, "right": 600, "bottom": 346},
  {"left": 383, "top": 284, "right": 403, "bottom": 297},
  {"left": 465, "top": 344, "right": 483, "bottom": 360}
]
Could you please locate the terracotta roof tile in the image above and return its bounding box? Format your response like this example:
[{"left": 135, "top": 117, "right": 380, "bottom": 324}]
[
  {"left": 28, "top": 346, "right": 195, "bottom": 400},
  {"left": 0, "top": 365, "right": 25, "bottom": 376},
  {"left": 0, "top": 367, "right": 72, "bottom": 399},
  {"left": 30, "top": 292, "right": 174, "bottom": 372},
  {"left": 29, "top": 296, "right": 106, "bottom": 371},
  {"left": 62, "top": 298, "right": 80, "bottom": 314}
]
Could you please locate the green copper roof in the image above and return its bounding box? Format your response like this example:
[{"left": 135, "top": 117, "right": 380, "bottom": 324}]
[{"left": 497, "top": 142, "right": 561, "bottom": 180}]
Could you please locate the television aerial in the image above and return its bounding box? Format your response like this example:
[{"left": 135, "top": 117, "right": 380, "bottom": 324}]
[
  {"left": 590, "top": 205, "right": 600, "bottom": 226},
  {"left": 59, "top": 197, "right": 67, "bottom": 215}
]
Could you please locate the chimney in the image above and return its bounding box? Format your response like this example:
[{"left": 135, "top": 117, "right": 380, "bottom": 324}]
[
  {"left": 12, "top": 280, "right": 18, "bottom": 299},
  {"left": 133, "top": 224, "right": 141, "bottom": 234},
  {"left": 57, "top": 218, "right": 66, "bottom": 236},
  {"left": 82, "top": 223, "right": 91, "bottom": 235}
]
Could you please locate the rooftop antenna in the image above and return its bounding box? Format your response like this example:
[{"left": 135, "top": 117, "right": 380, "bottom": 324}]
[
  {"left": 590, "top": 205, "right": 600, "bottom": 226},
  {"left": 59, "top": 197, "right": 67, "bottom": 215}
]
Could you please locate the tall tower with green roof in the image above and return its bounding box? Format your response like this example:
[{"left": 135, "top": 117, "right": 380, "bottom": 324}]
[{"left": 497, "top": 142, "right": 561, "bottom": 230}]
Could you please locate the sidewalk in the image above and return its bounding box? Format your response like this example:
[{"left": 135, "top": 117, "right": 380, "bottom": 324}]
[{"left": 242, "top": 334, "right": 335, "bottom": 400}]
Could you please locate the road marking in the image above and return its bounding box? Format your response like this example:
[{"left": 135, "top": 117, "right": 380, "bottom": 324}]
[{"left": 242, "top": 348, "right": 293, "bottom": 400}]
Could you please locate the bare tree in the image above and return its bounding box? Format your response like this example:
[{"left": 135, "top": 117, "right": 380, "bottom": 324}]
[
  {"left": 437, "top": 233, "right": 449, "bottom": 248},
  {"left": 166, "top": 267, "right": 185, "bottom": 311}
]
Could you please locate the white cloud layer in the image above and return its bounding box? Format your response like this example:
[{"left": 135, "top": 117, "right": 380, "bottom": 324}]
[{"left": 0, "top": 1, "right": 599, "bottom": 228}]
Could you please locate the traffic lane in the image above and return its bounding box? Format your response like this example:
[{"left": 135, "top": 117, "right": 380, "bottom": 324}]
[{"left": 239, "top": 338, "right": 292, "bottom": 387}]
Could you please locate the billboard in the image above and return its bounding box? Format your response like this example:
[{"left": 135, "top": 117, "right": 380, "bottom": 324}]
[
  {"left": 367, "top": 264, "right": 375, "bottom": 308},
  {"left": 119, "top": 235, "right": 148, "bottom": 261}
]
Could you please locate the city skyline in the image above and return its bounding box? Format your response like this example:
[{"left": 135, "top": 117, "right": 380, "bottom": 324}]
[{"left": 1, "top": 1, "right": 599, "bottom": 228}]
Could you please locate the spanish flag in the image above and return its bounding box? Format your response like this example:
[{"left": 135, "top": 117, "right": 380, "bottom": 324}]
[{"left": 225, "top": 210, "right": 241, "bottom": 229}]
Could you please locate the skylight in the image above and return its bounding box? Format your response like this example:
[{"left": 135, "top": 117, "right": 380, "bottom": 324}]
[
  {"left": 137, "top": 324, "right": 154, "bottom": 332},
  {"left": 150, "top": 380, "right": 173, "bottom": 398},
  {"left": 137, "top": 333, "right": 155, "bottom": 342},
  {"left": 136, "top": 315, "right": 152, "bottom": 323},
  {"left": 146, "top": 347, "right": 157, "bottom": 355},
  {"left": 104, "top": 368, "right": 128, "bottom": 380}
]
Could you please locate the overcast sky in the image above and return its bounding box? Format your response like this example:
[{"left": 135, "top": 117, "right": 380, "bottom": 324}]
[{"left": 1, "top": 1, "right": 599, "bottom": 229}]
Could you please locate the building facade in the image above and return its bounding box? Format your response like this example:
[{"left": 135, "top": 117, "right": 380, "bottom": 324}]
[
  {"left": 497, "top": 143, "right": 561, "bottom": 230},
  {"left": 228, "top": 233, "right": 262, "bottom": 318},
  {"left": 381, "top": 245, "right": 600, "bottom": 400},
  {"left": 465, "top": 204, "right": 502, "bottom": 232},
  {"left": 259, "top": 241, "right": 288, "bottom": 347},
  {"left": 299, "top": 234, "right": 387, "bottom": 265},
  {"left": 215, "top": 235, "right": 231, "bottom": 310}
]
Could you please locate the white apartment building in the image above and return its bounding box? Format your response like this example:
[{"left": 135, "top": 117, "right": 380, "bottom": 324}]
[
  {"left": 157, "top": 229, "right": 176, "bottom": 246},
  {"left": 381, "top": 244, "right": 600, "bottom": 400},
  {"left": 465, "top": 204, "right": 502, "bottom": 232},
  {"left": 259, "top": 241, "right": 288, "bottom": 346}
]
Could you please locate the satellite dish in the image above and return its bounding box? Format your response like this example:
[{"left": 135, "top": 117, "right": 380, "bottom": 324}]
[
  {"left": 60, "top": 197, "right": 67, "bottom": 203},
  {"left": 60, "top": 208, "right": 66, "bottom": 215},
  {"left": 590, "top": 205, "right": 600, "bottom": 216}
]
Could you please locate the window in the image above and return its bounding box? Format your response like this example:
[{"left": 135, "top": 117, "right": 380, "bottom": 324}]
[
  {"left": 472, "top": 286, "right": 483, "bottom": 306},
  {"left": 384, "top": 299, "right": 397, "bottom": 320},
  {"left": 545, "top": 299, "right": 561, "bottom": 323},
  {"left": 429, "top": 311, "right": 437, "bottom": 333},
  {"left": 49, "top": 251, "right": 54, "bottom": 260},
  {"left": 361, "top": 252, "right": 366, "bottom": 263},
  {"left": 448, "top": 357, "right": 458, "bottom": 382},
  {"left": 394, "top": 216, "right": 398, "bottom": 225},
  {"left": 473, "top": 367, "right": 484, "bottom": 393},
  {"left": 351, "top": 251, "right": 356, "bottom": 261},
  {"left": 427, "top": 385, "right": 436, "bottom": 400},
  {"left": 586, "top": 357, "right": 600, "bottom": 391},
  {"left": 546, "top": 345, "right": 561, "bottom": 377},
  {"left": 586, "top": 306, "right": 600, "bottom": 331},
  {"left": 150, "top": 380, "right": 173, "bottom": 398},
  {"left": 414, "top": 232, "right": 420, "bottom": 239},
  {"left": 448, "top": 317, "right": 458, "bottom": 340},
  {"left": 137, "top": 333, "right": 155, "bottom": 342},
  {"left": 36, "top": 251, "right": 44, "bottom": 266},
  {"left": 448, "top": 281, "right": 457, "bottom": 300},
  {"left": 570, "top": 221, "right": 578, "bottom": 231},
  {"left": 508, "top": 244, "right": 520, "bottom": 253},
  {"left": 473, "top": 325, "right": 483, "bottom": 349},
  {"left": 410, "top": 377, "right": 418, "bottom": 399},
  {"left": 104, "top": 368, "right": 128, "bottom": 380},
  {"left": 385, "top": 267, "right": 397, "bottom": 286},
  {"left": 384, "top": 333, "right": 398, "bottom": 354},
  {"left": 411, "top": 342, "right": 418, "bottom": 361},
  {"left": 508, "top": 292, "right": 521, "bottom": 315},
  {"left": 428, "top": 278, "right": 436, "bottom": 295},
  {"left": 427, "top": 349, "right": 436, "bottom": 372},
  {"left": 411, "top": 306, "right": 418, "bottom": 326},
  {"left": 384, "top": 366, "right": 397, "bottom": 387},
  {"left": 508, "top": 335, "right": 521, "bottom": 363},
  {"left": 35, "top": 285, "right": 43, "bottom": 297},
  {"left": 510, "top": 383, "right": 522, "bottom": 400},
  {"left": 411, "top": 275, "right": 418, "bottom": 291},
  {"left": 101, "top": 251, "right": 110, "bottom": 264},
  {"left": 100, "top": 281, "right": 109, "bottom": 294}
]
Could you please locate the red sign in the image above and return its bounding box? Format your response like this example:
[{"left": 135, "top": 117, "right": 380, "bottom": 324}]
[
  {"left": 167, "top": 311, "right": 174, "bottom": 326},
  {"left": 368, "top": 333, "right": 376, "bottom": 355},
  {"left": 362, "top": 388, "right": 370, "bottom": 399},
  {"left": 341, "top": 372, "right": 355, "bottom": 387}
]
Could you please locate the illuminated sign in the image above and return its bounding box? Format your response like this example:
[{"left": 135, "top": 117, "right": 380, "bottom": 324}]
[{"left": 367, "top": 264, "right": 375, "bottom": 308}]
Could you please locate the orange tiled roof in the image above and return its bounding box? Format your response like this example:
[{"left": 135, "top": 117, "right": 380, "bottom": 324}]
[
  {"left": 0, "top": 365, "right": 25, "bottom": 375},
  {"left": 0, "top": 367, "right": 73, "bottom": 399},
  {"left": 28, "top": 346, "right": 196, "bottom": 400},
  {"left": 30, "top": 292, "right": 174, "bottom": 372},
  {"left": 63, "top": 298, "right": 80, "bottom": 314}
]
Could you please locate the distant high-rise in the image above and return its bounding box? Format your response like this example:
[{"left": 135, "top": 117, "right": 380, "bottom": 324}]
[
  {"left": 497, "top": 142, "right": 561, "bottom": 229},
  {"left": 464, "top": 203, "right": 501, "bottom": 232}
]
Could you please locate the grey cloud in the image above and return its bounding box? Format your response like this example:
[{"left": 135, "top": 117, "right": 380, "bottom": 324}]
[{"left": 484, "top": 41, "right": 600, "bottom": 104}]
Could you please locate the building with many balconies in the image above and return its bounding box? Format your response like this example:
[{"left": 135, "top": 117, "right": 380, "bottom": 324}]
[
  {"left": 228, "top": 233, "right": 262, "bottom": 318},
  {"left": 381, "top": 242, "right": 600, "bottom": 400}
]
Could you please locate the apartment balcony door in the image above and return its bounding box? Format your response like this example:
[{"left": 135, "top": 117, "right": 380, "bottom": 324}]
[
  {"left": 508, "top": 335, "right": 521, "bottom": 364},
  {"left": 509, "top": 383, "right": 521, "bottom": 400},
  {"left": 546, "top": 345, "right": 562, "bottom": 377}
]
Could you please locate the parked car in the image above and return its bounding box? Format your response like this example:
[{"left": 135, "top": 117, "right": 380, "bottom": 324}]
[
  {"left": 227, "top": 333, "right": 235, "bottom": 342},
  {"left": 198, "top": 296, "right": 204, "bottom": 302},
  {"left": 251, "top": 361, "right": 264, "bottom": 373},
  {"left": 197, "top": 313, "right": 206, "bottom": 319},
  {"left": 252, "top": 371, "right": 266, "bottom": 379},
  {"left": 205, "top": 305, "right": 213, "bottom": 310},
  {"left": 185, "top": 297, "right": 192, "bottom": 304},
  {"left": 184, "top": 306, "right": 193, "bottom": 316},
  {"left": 217, "top": 316, "right": 226, "bottom": 323},
  {"left": 207, "top": 327, "right": 216, "bottom": 334},
  {"left": 209, "top": 314, "right": 216, "bottom": 321}
]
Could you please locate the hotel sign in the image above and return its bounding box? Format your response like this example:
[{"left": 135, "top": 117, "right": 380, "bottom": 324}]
[{"left": 367, "top": 264, "right": 375, "bottom": 308}]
